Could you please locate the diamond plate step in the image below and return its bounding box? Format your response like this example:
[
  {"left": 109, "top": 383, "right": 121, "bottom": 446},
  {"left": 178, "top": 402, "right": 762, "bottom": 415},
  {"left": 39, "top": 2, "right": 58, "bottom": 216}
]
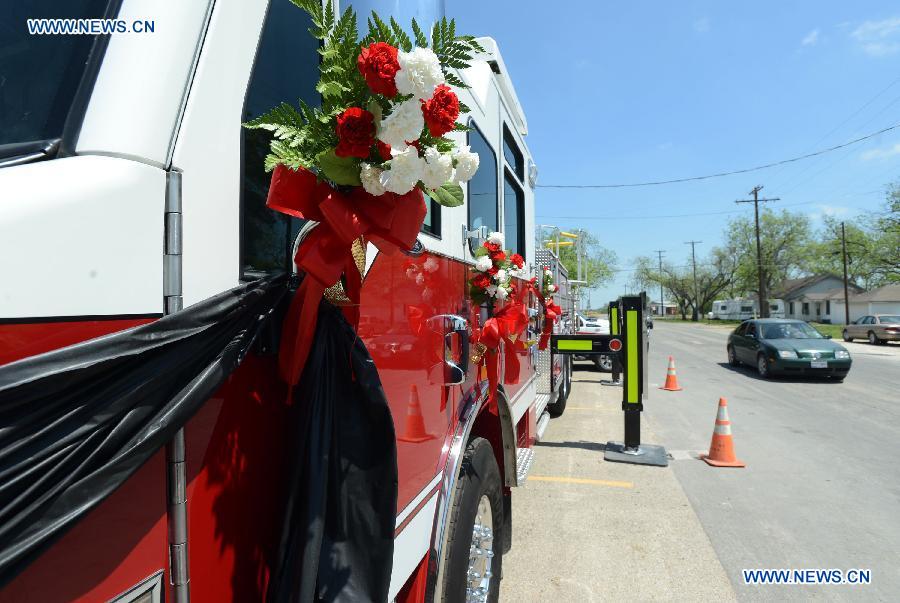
[{"left": 515, "top": 447, "right": 535, "bottom": 484}]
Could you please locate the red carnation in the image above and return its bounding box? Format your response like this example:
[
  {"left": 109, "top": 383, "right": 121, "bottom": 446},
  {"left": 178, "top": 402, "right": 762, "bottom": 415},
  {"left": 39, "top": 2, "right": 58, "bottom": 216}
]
[
  {"left": 473, "top": 273, "right": 491, "bottom": 289},
  {"left": 420, "top": 85, "right": 460, "bottom": 137},
  {"left": 488, "top": 266, "right": 499, "bottom": 275},
  {"left": 377, "top": 140, "right": 392, "bottom": 161},
  {"left": 491, "top": 250, "right": 507, "bottom": 263},
  {"left": 357, "top": 42, "right": 400, "bottom": 97},
  {"left": 484, "top": 242, "right": 501, "bottom": 254},
  {"left": 511, "top": 253, "right": 525, "bottom": 268},
  {"left": 335, "top": 107, "right": 375, "bottom": 158}
]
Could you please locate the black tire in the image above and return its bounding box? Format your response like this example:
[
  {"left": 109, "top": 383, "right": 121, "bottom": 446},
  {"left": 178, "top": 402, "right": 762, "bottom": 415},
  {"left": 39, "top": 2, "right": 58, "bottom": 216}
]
[
  {"left": 441, "top": 437, "right": 504, "bottom": 603},
  {"left": 547, "top": 358, "right": 569, "bottom": 417},
  {"left": 868, "top": 331, "right": 880, "bottom": 345},
  {"left": 756, "top": 353, "right": 771, "bottom": 379},
  {"left": 842, "top": 329, "right": 852, "bottom": 342},
  {"left": 727, "top": 345, "right": 739, "bottom": 366}
]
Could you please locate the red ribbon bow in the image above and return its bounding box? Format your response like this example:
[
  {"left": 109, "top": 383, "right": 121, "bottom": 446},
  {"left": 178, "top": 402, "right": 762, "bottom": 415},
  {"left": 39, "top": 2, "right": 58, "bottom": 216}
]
[
  {"left": 477, "top": 300, "right": 529, "bottom": 412},
  {"left": 522, "top": 277, "right": 561, "bottom": 351},
  {"left": 266, "top": 165, "right": 426, "bottom": 385}
]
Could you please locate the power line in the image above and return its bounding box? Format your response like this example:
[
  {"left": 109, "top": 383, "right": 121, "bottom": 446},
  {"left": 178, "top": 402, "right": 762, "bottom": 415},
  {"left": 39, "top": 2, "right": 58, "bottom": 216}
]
[
  {"left": 536, "top": 200, "right": 818, "bottom": 221},
  {"left": 536, "top": 121, "right": 900, "bottom": 189}
]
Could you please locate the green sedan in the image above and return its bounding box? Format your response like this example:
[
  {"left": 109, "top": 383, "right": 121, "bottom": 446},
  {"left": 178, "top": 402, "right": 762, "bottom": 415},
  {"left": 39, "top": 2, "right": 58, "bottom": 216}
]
[{"left": 727, "top": 319, "right": 852, "bottom": 381}]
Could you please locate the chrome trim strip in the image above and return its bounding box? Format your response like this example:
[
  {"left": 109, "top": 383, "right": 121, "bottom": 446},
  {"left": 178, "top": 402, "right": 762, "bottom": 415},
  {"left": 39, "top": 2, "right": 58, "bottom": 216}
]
[{"left": 425, "top": 381, "right": 487, "bottom": 602}]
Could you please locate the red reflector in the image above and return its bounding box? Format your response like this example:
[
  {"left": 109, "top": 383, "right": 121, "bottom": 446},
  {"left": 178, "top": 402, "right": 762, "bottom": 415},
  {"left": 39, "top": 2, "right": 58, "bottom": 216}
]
[{"left": 609, "top": 338, "right": 622, "bottom": 352}]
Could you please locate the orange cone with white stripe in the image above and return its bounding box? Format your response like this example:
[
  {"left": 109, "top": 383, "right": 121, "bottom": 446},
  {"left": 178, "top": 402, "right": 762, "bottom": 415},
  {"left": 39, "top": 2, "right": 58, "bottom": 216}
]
[
  {"left": 659, "top": 356, "right": 683, "bottom": 391},
  {"left": 701, "top": 398, "right": 745, "bottom": 468},
  {"left": 397, "top": 384, "right": 436, "bottom": 443}
]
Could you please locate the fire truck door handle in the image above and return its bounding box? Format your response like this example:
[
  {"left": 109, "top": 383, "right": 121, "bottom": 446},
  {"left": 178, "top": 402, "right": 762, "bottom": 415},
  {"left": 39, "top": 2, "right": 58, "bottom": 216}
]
[
  {"left": 456, "top": 323, "right": 470, "bottom": 374},
  {"left": 425, "top": 314, "right": 469, "bottom": 386}
]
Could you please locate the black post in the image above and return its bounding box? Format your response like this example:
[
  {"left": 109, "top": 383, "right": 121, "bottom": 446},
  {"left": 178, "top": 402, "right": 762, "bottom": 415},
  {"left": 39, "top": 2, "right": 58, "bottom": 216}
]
[{"left": 604, "top": 293, "right": 667, "bottom": 466}]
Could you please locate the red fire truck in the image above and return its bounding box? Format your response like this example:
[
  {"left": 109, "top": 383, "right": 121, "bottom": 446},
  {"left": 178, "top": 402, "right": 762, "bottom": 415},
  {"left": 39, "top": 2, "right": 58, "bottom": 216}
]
[{"left": 0, "top": 1, "right": 573, "bottom": 601}]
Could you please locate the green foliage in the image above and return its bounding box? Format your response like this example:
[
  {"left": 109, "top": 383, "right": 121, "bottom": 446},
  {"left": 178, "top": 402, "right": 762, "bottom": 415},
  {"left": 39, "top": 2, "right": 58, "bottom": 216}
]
[
  {"left": 540, "top": 229, "right": 617, "bottom": 290},
  {"left": 245, "top": 3, "right": 483, "bottom": 189},
  {"left": 425, "top": 182, "right": 464, "bottom": 207},
  {"left": 316, "top": 149, "right": 361, "bottom": 186}
]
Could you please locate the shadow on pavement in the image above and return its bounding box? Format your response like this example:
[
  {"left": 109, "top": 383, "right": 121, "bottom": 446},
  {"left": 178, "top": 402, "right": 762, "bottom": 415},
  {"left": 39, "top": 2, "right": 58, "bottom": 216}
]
[
  {"left": 716, "top": 362, "right": 845, "bottom": 384},
  {"left": 534, "top": 440, "right": 607, "bottom": 452}
]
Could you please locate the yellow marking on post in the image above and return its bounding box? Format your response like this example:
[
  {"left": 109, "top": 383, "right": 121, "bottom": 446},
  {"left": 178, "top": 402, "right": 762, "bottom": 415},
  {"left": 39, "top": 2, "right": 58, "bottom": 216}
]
[
  {"left": 610, "top": 307, "right": 619, "bottom": 335},
  {"left": 626, "top": 310, "right": 639, "bottom": 403},
  {"left": 528, "top": 475, "right": 634, "bottom": 489},
  {"left": 556, "top": 339, "right": 593, "bottom": 351}
]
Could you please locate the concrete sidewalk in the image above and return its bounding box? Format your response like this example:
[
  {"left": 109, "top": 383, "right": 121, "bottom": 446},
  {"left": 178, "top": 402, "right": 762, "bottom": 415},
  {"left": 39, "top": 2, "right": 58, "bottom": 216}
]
[{"left": 499, "top": 362, "right": 735, "bottom": 602}]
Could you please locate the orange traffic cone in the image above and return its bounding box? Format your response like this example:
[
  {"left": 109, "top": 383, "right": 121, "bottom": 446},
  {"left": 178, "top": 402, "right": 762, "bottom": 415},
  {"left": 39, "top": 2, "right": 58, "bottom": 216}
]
[
  {"left": 397, "top": 385, "right": 436, "bottom": 443},
  {"left": 659, "top": 356, "right": 683, "bottom": 391},
  {"left": 701, "top": 398, "right": 745, "bottom": 468}
]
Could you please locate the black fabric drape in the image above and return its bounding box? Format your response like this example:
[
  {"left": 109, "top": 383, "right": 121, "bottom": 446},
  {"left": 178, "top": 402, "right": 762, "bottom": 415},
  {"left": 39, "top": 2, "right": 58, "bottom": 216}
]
[
  {"left": 0, "top": 275, "right": 287, "bottom": 588},
  {"left": 267, "top": 301, "right": 398, "bottom": 603}
]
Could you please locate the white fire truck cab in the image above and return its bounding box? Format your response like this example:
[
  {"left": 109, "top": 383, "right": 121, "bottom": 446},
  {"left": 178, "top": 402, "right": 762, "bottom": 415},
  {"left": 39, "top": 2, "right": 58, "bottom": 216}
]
[{"left": 0, "top": 1, "right": 572, "bottom": 601}]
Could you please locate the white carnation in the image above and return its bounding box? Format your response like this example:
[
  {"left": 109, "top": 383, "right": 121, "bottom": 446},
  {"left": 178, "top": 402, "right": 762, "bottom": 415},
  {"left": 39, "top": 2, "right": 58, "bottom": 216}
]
[
  {"left": 377, "top": 99, "right": 424, "bottom": 149},
  {"left": 544, "top": 268, "right": 553, "bottom": 275},
  {"left": 424, "top": 257, "right": 439, "bottom": 273},
  {"left": 380, "top": 145, "right": 425, "bottom": 194},
  {"left": 487, "top": 231, "right": 504, "bottom": 246},
  {"left": 548, "top": 284, "right": 558, "bottom": 292},
  {"left": 360, "top": 163, "right": 386, "bottom": 196},
  {"left": 421, "top": 148, "right": 454, "bottom": 190},
  {"left": 486, "top": 285, "right": 498, "bottom": 297},
  {"left": 496, "top": 268, "right": 509, "bottom": 283},
  {"left": 452, "top": 145, "right": 480, "bottom": 183},
  {"left": 395, "top": 47, "right": 445, "bottom": 100},
  {"left": 475, "top": 255, "right": 493, "bottom": 272},
  {"left": 495, "top": 286, "right": 509, "bottom": 300}
]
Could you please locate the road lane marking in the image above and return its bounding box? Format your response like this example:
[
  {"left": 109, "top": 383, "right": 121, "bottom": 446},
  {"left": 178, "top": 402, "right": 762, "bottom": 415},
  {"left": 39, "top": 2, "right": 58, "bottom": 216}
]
[{"left": 528, "top": 475, "right": 634, "bottom": 489}]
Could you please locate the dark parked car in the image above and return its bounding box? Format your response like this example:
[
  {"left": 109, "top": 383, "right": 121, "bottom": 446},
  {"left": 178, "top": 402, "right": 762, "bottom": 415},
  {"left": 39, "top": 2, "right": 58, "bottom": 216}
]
[{"left": 727, "top": 319, "right": 852, "bottom": 381}]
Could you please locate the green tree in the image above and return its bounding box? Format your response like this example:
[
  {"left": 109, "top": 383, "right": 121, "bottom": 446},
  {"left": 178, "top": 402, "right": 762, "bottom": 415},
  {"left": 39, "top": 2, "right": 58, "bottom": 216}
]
[
  {"left": 540, "top": 228, "right": 617, "bottom": 289},
  {"left": 632, "top": 252, "right": 736, "bottom": 321},
  {"left": 866, "top": 185, "right": 900, "bottom": 282},
  {"left": 721, "top": 209, "right": 813, "bottom": 297}
]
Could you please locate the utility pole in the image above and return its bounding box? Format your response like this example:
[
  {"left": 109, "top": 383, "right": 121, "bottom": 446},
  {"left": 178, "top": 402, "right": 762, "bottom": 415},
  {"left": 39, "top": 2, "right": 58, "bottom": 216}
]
[
  {"left": 654, "top": 250, "right": 665, "bottom": 316},
  {"left": 735, "top": 185, "right": 780, "bottom": 318},
  {"left": 684, "top": 241, "right": 702, "bottom": 321},
  {"left": 841, "top": 221, "right": 850, "bottom": 325}
]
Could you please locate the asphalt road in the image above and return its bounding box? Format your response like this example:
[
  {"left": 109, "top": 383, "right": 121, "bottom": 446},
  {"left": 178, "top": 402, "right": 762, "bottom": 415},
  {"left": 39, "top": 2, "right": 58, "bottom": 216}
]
[{"left": 646, "top": 320, "right": 900, "bottom": 601}]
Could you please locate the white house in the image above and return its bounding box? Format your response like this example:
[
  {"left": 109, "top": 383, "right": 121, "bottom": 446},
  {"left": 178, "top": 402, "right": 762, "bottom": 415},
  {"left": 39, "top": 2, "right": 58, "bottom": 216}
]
[
  {"left": 831, "top": 283, "right": 900, "bottom": 324},
  {"left": 774, "top": 274, "right": 864, "bottom": 324}
]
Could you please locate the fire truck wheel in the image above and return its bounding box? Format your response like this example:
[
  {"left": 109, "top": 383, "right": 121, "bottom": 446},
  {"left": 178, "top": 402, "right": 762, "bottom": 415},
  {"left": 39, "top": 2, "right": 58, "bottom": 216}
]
[
  {"left": 546, "top": 358, "right": 570, "bottom": 417},
  {"left": 442, "top": 437, "right": 504, "bottom": 603}
]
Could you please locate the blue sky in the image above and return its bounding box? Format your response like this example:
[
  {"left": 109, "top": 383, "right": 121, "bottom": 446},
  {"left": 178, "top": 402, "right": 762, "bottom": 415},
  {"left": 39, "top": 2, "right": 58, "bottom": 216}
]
[{"left": 449, "top": 1, "right": 900, "bottom": 307}]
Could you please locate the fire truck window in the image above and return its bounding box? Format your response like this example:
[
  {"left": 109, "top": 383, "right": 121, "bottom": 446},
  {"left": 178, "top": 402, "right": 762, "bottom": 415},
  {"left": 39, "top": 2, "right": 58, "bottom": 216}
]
[
  {"left": 422, "top": 197, "right": 441, "bottom": 237},
  {"left": 503, "top": 170, "right": 524, "bottom": 256},
  {"left": 241, "top": 0, "right": 319, "bottom": 276},
  {"left": 0, "top": 0, "right": 109, "bottom": 150},
  {"left": 502, "top": 125, "right": 524, "bottom": 181},
  {"left": 467, "top": 123, "right": 498, "bottom": 236}
]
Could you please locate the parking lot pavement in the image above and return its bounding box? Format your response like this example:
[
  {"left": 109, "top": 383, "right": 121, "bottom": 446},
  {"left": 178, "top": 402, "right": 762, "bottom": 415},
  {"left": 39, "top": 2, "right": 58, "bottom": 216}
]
[{"left": 498, "top": 364, "right": 736, "bottom": 603}]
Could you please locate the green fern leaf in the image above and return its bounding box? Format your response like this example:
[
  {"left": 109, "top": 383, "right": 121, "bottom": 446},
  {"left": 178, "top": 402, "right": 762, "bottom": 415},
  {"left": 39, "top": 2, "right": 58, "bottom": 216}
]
[{"left": 411, "top": 18, "right": 428, "bottom": 48}]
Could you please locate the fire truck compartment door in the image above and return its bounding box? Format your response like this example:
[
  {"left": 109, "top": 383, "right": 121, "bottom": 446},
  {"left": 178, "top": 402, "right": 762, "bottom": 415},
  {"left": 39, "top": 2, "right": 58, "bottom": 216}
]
[{"left": 0, "top": 155, "right": 165, "bottom": 318}]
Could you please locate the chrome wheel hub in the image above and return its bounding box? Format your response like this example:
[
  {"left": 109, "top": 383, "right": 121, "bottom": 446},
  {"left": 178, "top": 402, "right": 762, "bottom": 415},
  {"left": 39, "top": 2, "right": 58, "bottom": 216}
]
[{"left": 466, "top": 495, "right": 494, "bottom": 603}]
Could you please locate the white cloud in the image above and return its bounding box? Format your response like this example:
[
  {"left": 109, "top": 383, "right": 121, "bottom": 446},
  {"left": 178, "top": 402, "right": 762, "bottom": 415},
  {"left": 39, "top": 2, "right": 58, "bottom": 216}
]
[
  {"left": 861, "top": 143, "right": 900, "bottom": 161},
  {"left": 817, "top": 204, "right": 851, "bottom": 217},
  {"left": 801, "top": 29, "right": 819, "bottom": 46},
  {"left": 693, "top": 17, "right": 710, "bottom": 33},
  {"left": 852, "top": 17, "right": 900, "bottom": 56}
]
